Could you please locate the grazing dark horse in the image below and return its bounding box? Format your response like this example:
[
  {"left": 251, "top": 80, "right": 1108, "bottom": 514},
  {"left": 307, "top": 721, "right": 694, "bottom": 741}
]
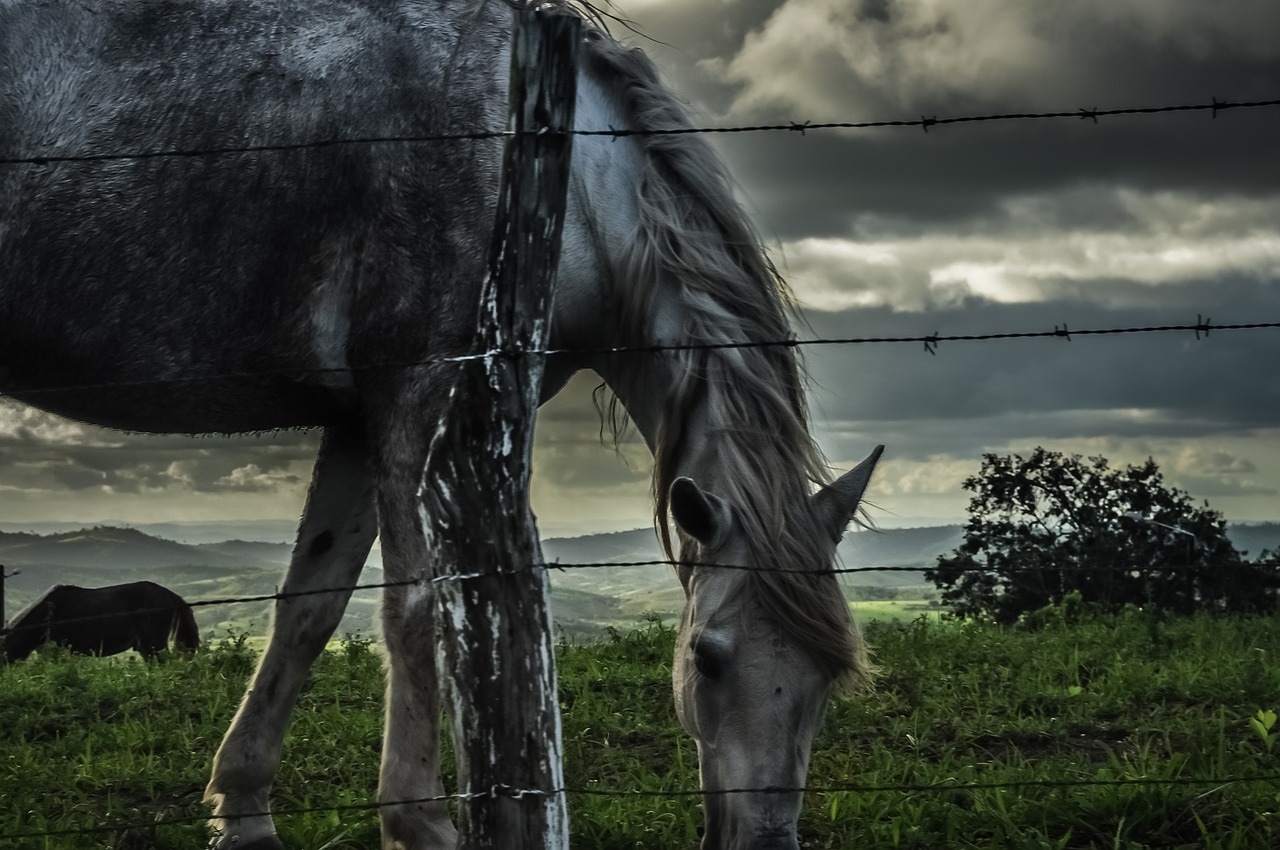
[
  {"left": 3, "top": 581, "right": 200, "bottom": 663},
  {"left": 0, "top": 1, "right": 883, "bottom": 848}
]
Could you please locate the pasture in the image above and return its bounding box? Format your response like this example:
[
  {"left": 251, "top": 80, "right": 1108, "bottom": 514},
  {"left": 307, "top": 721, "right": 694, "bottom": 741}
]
[{"left": 2, "top": 611, "right": 1278, "bottom": 849}]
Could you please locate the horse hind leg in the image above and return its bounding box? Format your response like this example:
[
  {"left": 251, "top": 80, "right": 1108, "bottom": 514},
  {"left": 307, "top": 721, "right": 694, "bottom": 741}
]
[
  {"left": 206, "top": 425, "right": 378, "bottom": 850},
  {"left": 371, "top": 406, "right": 456, "bottom": 850}
]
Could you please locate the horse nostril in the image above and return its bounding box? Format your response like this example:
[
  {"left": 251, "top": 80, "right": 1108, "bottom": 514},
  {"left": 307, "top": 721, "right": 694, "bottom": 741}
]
[{"left": 750, "top": 824, "right": 799, "bottom": 850}]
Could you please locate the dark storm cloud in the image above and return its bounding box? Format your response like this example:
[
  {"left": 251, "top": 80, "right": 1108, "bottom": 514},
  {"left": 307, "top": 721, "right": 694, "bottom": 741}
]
[
  {"left": 1178, "top": 475, "right": 1277, "bottom": 498},
  {"left": 47, "top": 463, "right": 110, "bottom": 491},
  {"left": 802, "top": 278, "right": 1280, "bottom": 446},
  {"left": 689, "top": 1, "right": 1280, "bottom": 116},
  {"left": 608, "top": 0, "right": 781, "bottom": 65},
  {"left": 0, "top": 401, "right": 317, "bottom": 496},
  {"left": 722, "top": 111, "right": 1280, "bottom": 240},
  {"left": 1, "top": 3, "right": 1274, "bottom": 527},
  {"left": 623, "top": 1, "right": 1280, "bottom": 237}
]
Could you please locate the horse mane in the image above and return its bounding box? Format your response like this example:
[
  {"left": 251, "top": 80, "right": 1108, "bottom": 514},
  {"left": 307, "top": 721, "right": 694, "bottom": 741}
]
[{"left": 574, "top": 24, "right": 870, "bottom": 689}]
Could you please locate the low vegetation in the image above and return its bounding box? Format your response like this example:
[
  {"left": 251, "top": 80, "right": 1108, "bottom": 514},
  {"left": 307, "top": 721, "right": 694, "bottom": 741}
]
[{"left": 2, "top": 610, "right": 1279, "bottom": 849}]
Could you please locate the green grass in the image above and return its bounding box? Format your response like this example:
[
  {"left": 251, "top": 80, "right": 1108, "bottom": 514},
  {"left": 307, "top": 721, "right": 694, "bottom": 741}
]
[
  {"left": 3, "top": 612, "right": 1279, "bottom": 848},
  {"left": 853, "top": 599, "right": 944, "bottom": 623}
]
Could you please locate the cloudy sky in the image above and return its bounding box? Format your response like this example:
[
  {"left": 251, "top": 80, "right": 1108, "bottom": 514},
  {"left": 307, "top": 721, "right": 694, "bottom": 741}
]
[{"left": 3, "top": 0, "right": 1278, "bottom": 538}]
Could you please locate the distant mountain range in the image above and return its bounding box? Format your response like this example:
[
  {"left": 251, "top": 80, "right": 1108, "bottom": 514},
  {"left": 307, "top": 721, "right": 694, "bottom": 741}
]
[
  {"left": 3, "top": 521, "right": 1277, "bottom": 639},
  {"left": 0, "top": 526, "right": 290, "bottom": 570}
]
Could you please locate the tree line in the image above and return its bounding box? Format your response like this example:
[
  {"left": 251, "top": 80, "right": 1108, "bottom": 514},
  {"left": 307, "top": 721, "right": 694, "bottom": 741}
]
[{"left": 928, "top": 448, "right": 1280, "bottom": 623}]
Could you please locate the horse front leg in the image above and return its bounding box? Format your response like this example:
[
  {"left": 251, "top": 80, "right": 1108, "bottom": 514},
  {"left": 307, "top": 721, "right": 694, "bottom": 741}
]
[
  {"left": 377, "top": 458, "right": 457, "bottom": 850},
  {"left": 206, "top": 425, "right": 377, "bottom": 850}
]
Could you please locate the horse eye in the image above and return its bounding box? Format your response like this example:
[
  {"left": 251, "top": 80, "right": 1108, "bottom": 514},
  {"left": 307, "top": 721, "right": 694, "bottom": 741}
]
[{"left": 691, "top": 638, "right": 729, "bottom": 680}]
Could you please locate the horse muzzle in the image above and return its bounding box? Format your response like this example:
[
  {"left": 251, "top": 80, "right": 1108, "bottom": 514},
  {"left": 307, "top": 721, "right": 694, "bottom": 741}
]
[
  {"left": 701, "top": 788, "right": 803, "bottom": 850},
  {"left": 700, "top": 825, "right": 800, "bottom": 850}
]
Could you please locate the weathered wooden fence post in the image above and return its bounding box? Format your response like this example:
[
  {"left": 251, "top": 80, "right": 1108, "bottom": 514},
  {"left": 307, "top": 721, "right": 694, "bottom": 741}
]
[{"left": 420, "top": 8, "right": 580, "bottom": 849}]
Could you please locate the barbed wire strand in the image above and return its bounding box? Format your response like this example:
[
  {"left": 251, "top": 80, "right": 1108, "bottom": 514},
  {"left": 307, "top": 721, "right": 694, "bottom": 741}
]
[
  {"left": 4, "top": 771, "right": 1278, "bottom": 841},
  {"left": 4, "top": 557, "right": 1276, "bottom": 636},
  {"left": 0, "top": 97, "right": 1277, "bottom": 167},
  {"left": 4, "top": 318, "right": 1278, "bottom": 398}
]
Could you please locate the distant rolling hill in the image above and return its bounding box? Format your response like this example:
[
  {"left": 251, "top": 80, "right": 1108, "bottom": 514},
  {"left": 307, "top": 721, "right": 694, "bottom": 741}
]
[
  {"left": 0, "top": 525, "right": 661, "bottom": 639},
  {"left": 838, "top": 525, "right": 965, "bottom": 587},
  {"left": 193, "top": 539, "right": 295, "bottom": 566},
  {"left": 4, "top": 521, "right": 1276, "bottom": 639},
  {"left": 0, "top": 526, "right": 253, "bottom": 570},
  {"left": 541, "top": 527, "right": 681, "bottom": 626}
]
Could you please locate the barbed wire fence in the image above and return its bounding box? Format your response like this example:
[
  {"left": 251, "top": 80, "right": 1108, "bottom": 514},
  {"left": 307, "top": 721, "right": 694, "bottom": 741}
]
[
  {"left": 3, "top": 92, "right": 1280, "bottom": 843},
  {"left": 4, "top": 556, "right": 1280, "bottom": 639},
  {"left": 3, "top": 539, "right": 1279, "bottom": 840},
  {"left": 1, "top": 318, "right": 1277, "bottom": 397},
  {"left": 7, "top": 772, "right": 1280, "bottom": 842},
  {"left": 1, "top": 96, "right": 1277, "bottom": 167}
]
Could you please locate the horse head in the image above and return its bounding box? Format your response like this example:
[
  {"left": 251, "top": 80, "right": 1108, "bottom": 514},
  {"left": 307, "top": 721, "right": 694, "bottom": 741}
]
[{"left": 669, "top": 447, "right": 882, "bottom": 850}]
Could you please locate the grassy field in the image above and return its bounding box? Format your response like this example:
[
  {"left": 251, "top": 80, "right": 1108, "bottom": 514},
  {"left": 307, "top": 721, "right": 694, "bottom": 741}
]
[
  {"left": 852, "top": 598, "right": 943, "bottom": 624},
  {"left": 2, "top": 610, "right": 1279, "bottom": 849}
]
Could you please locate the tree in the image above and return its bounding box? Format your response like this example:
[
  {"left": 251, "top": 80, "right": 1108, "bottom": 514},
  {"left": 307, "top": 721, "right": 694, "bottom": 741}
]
[{"left": 928, "top": 448, "right": 1279, "bottom": 623}]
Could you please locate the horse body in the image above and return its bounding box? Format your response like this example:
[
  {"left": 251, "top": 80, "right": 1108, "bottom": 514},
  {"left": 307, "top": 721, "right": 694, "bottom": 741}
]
[
  {"left": 0, "top": 2, "right": 881, "bottom": 849},
  {"left": 3, "top": 581, "right": 200, "bottom": 662},
  {"left": 1, "top": 0, "right": 508, "bottom": 433}
]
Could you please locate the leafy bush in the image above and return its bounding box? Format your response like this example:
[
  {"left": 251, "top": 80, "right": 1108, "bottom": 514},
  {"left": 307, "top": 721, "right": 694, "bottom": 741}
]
[{"left": 929, "top": 448, "right": 1280, "bottom": 623}]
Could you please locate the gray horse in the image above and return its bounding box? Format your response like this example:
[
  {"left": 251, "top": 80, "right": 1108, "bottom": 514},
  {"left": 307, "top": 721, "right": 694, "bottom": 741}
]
[{"left": 0, "top": 2, "right": 882, "bottom": 848}]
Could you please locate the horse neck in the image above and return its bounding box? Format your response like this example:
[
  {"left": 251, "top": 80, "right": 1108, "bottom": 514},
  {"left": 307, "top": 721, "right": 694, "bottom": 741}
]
[
  {"left": 591, "top": 288, "right": 717, "bottom": 478},
  {"left": 557, "top": 56, "right": 817, "bottom": 503}
]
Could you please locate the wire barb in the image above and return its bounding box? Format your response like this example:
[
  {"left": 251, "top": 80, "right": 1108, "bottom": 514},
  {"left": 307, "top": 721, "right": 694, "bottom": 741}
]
[{"left": 1196, "top": 314, "right": 1212, "bottom": 340}]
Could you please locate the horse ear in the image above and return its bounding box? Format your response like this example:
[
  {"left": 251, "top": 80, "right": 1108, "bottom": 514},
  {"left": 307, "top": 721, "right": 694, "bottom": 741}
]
[
  {"left": 670, "top": 477, "right": 734, "bottom": 549},
  {"left": 811, "top": 445, "right": 884, "bottom": 544}
]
